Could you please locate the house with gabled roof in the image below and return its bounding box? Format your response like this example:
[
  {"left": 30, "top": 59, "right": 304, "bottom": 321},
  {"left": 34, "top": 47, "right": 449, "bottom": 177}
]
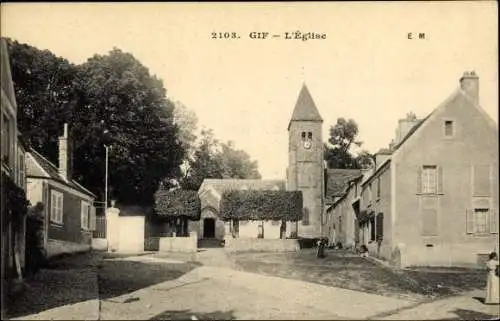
[
  {"left": 353, "top": 71, "right": 498, "bottom": 267},
  {"left": 26, "top": 123, "right": 97, "bottom": 258}
]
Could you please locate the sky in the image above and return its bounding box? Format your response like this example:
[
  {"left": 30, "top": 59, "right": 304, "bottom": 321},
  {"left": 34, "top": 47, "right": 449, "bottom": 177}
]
[{"left": 1, "top": 2, "right": 498, "bottom": 179}]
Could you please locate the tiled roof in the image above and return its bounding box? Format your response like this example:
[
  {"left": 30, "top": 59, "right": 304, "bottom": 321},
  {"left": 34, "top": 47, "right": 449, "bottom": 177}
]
[
  {"left": 27, "top": 149, "right": 96, "bottom": 198},
  {"left": 325, "top": 169, "right": 363, "bottom": 204},
  {"left": 199, "top": 179, "right": 286, "bottom": 194},
  {"left": 289, "top": 84, "right": 323, "bottom": 124}
]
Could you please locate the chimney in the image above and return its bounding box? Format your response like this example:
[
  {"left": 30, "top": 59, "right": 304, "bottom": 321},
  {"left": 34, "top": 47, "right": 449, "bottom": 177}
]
[
  {"left": 58, "top": 123, "right": 72, "bottom": 180},
  {"left": 394, "top": 112, "right": 420, "bottom": 145},
  {"left": 375, "top": 149, "right": 392, "bottom": 170},
  {"left": 459, "top": 71, "right": 479, "bottom": 105}
]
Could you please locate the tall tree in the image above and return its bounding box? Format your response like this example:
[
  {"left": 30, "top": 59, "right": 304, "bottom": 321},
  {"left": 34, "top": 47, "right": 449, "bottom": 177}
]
[
  {"left": 6, "top": 38, "right": 78, "bottom": 162},
  {"left": 73, "top": 48, "right": 186, "bottom": 205},
  {"left": 218, "top": 141, "right": 261, "bottom": 179},
  {"left": 324, "top": 118, "right": 364, "bottom": 169},
  {"left": 8, "top": 40, "right": 186, "bottom": 206},
  {"left": 181, "top": 129, "right": 261, "bottom": 190}
]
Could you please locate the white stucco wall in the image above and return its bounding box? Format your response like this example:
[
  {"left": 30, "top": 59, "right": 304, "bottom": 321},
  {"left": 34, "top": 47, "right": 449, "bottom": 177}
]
[
  {"left": 106, "top": 207, "right": 145, "bottom": 253},
  {"left": 239, "top": 221, "right": 281, "bottom": 239},
  {"left": 117, "top": 216, "right": 145, "bottom": 253}
]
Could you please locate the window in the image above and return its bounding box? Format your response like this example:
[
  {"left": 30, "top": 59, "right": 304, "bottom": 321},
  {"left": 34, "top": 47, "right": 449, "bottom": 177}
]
[
  {"left": 18, "top": 151, "right": 25, "bottom": 189},
  {"left": 302, "top": 208, "right": 310, "bottom": 225},
  {"left": 466, "top": 198, "right": 497, "bottom": 235},
  {"left": 474, "top": 209, "right": 489, "bottom": 234},
  {"left": 50, "top": 190, "right": 64, "bottom": 224},
  {"left": 301, "top": 132, "right": 306, "bottom": 140},
  {"left": 1, "top": 113, "right": 11, "bottom": 165},
  {"left": 81, "top": 201, "right": 90, "bottom": 230},
  {"left": 307, "top": 132, "right": 312, "bottom": 140},
  {"left": 420, "top": 165, "right": 438, "bottom": 194},
  {"left": 444, "top": 120, "right": 454, "bottom": 137},
  {"left": 376, "top": 213, "right": 384, "bottom": 240},
  {"left": 370, "top": 217, "right": 376, "bottom": 241},
  {"left": 377, "top": 178, "right": 381, "bottom": 199},
  {"left": 473, "top": 165, "right": 491, "bottom": 197}
]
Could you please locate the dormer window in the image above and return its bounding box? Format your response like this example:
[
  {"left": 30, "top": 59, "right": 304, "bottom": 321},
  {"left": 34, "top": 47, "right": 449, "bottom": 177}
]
[{"left": 444, "top": 120, "right": 454, "bottom": 137}]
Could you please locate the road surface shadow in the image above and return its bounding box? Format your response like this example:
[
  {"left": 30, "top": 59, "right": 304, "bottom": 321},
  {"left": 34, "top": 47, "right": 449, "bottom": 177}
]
[
  {"left": 440, "top": 308, "right": 499, "bottom": 320},
  {"left": 149, "top": 309, "right": 236, "bottom": 320},
  {"left": 6, "top": 253, "right": 99, "bottom": 319},
  {"left": 98, "top": 259, "right": 201, "bottom": 300}
]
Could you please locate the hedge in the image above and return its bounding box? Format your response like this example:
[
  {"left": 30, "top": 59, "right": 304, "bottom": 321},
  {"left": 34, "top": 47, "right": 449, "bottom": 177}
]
[
  {"left": 219, "top": 190, "right": 303, "bottom": 221},
  {"left": 153, "top": 189, "right": 201, "bottom": 220}
]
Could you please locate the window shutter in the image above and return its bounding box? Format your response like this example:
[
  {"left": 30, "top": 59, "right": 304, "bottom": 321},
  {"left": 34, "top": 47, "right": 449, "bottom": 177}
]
[
  {"left": 490, "top": 209, "right": 498, "bottom": 234},
  {"left": 90, "top": 205, "right": 96, "bottom": 231},
  {"left": 437, "top": 166, "right": 444, "bottom": 195},
  {"left": 466, "top": 209, "right": 474, "bottom": 234},
  {"left": 417, "top": 167, "right": 422, "bottom": 194}
]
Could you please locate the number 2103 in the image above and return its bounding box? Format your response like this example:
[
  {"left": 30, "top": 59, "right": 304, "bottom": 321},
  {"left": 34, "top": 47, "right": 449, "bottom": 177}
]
[{"left": 211, "top": 32, "right": 240, "bottom": 39}]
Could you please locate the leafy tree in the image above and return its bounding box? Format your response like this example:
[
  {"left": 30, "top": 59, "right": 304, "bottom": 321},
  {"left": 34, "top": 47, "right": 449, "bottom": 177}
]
[
  {"left": 356, "top": 150, "right": 375, "bottom": 169},
  {"left": 218, "top": 141, "right": 261, "bottom": 180},
  {"left": 6, "top": 38, "right": 78, "bottom": 162},
  {"left": 324, "top": 118, "right": 364, "bottom": 169},
  {"left": 8, "top": 40, "right": 186, "bottom": 206},
  {"left": 72, "top": 48, "right": 186, "bottom": 205},
  {"left": 181, "top": 128, "right": 223, "bottom": 190},
  {"left": 181, "top": 129, "right": 261, "bottom": 190}
]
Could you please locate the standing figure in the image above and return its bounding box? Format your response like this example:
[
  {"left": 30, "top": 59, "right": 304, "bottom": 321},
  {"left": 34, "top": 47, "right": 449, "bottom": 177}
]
[{"left": 485, "top": 251, "right": 499, "bottom": 305}]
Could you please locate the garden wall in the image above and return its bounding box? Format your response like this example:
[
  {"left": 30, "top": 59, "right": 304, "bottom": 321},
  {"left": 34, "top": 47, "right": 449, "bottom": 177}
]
[
  {"left": 224, "top": 236, "right": 299, "bottom": 252},
  {"left": 159, "top": 231, "right": 197, "bottom": 253},
  {"left": 91, "top": 238, "right": 108, "bottom": 251},
  {"left": 46, "top": 239, "right": 90, "bottom": 258},
  {"left": 106, "top": 206, "right": 145, "bottom": 253}
]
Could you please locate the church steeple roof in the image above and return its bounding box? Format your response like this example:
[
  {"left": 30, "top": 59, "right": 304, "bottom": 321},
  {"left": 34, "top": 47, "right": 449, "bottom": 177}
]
[{"left": 289, "top": 84, "right": 323, "bottom": 126}]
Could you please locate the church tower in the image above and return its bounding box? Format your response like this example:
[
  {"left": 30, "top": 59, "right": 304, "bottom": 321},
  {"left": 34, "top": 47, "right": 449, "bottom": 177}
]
[{"left": 286, "top": 84, "right": 324, "bottom": 239}]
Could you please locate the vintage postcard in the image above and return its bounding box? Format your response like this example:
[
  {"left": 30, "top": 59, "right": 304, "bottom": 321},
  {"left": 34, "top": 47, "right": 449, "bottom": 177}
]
[{"left": 1, "top": 2, "right": 499, "bottom": 320}]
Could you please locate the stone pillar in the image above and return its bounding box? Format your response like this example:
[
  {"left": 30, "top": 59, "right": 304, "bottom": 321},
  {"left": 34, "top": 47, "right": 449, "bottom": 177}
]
[{"left": 106, "top": 206, "right": 120, "bottom": 252}]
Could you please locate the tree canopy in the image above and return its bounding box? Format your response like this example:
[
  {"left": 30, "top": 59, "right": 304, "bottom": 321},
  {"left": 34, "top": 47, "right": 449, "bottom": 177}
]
[
  {"left": 324, "top": 117, "right": 374, "bottom": 169},
  {"left": 8, "top": 40, "right": 186, "bottom": 206},
  {"left": 181, "top": 129, "right": 261, "bottom": 191}
]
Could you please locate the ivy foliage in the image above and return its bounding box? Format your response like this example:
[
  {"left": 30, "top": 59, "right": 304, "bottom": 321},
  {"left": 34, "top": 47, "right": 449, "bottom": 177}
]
[
  {"left": 153, "top": 189, "right": 201, "bottom": 220},
  {"left": 2, "top": 174, "right": 30, "bottom": 229},
  {"left": 219, "top": 190, "right": 303, "bottom": 221}
]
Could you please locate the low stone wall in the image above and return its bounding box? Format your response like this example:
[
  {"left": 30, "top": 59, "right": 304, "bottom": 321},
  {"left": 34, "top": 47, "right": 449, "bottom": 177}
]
[
  {"left": 46, "top": 239, "right": 91, "bottom": 258},
  {"left": 224, "top": 236, "right": 300, "bottom": 252},
  {"left": 159, "top": 232, "right": 197, "bottom": 253},
  {"left": 91, "top": 238, "right": 108, "bottom": 251}
]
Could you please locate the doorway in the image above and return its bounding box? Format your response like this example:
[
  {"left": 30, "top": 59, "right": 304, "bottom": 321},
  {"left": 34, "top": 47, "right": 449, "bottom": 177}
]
[{"left": 203, "top": 218, "right": 215, "bottom": 238}]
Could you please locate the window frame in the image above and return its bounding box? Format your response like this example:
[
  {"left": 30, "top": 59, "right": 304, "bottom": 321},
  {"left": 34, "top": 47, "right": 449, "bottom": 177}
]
[
  {"left": 1, "top": 112, "right": 11, "bottom": 166},
  {"left": 81, "top": 200, "right": 91, "bottom": 230},
  {"left": 422, "top": 165, "right": 438, "bottom": 195},
  {"left": 50, "top": 190, "right": 64, "bottom": 225},
  {"left": 443, "top": 119, "right": 454, "bottom": 137},
  {"left": 473, "top": 208, "right": 490, "bottom": 235}
]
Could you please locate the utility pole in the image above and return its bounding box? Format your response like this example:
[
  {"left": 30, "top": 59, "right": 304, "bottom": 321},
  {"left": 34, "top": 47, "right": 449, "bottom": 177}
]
[{"left": 104, "top": 144, "right": 109, "bottom": 214}]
